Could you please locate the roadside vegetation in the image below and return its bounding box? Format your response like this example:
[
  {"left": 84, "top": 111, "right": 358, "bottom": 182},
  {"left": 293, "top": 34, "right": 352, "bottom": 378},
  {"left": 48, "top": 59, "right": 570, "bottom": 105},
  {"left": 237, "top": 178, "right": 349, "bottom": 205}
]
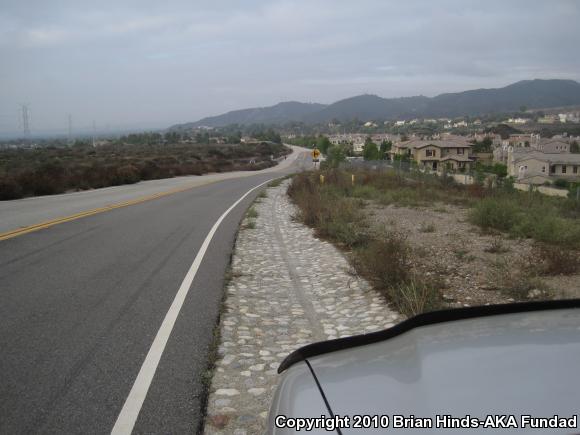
[
  {"left": 0, "top": 141, "right": 290, "bottom": 200},
  {"left": 288, "top": 171, "right": 442, "bottom": 316},
  {"left": 288, "top": 168, "right": 580, "bottom": 315}
]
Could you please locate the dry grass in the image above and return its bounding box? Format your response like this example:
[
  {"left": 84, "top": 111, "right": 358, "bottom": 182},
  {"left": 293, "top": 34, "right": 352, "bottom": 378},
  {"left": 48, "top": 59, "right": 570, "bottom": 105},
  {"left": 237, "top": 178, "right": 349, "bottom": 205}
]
[
  {"left": 526, "top": 243, "right": 579, "bottom": 276},
  {"left": 289, "top": 172, "right": 442, "bottom": 316}
]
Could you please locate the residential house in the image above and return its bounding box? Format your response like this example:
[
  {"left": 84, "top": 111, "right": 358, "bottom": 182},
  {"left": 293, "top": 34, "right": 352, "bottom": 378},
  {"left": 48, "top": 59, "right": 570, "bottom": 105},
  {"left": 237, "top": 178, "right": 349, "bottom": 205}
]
[
  {"left": 536, "top": 139, "right": 570, "bottom": 153},
  {"left": 506, "top": 117, "right": 530, "bottom": 124},
  {"left": 508, "top": 149, "right": 580, "bottom": 184},
  {"left": 538, "top": 115, "right": 558, "bottom": 124},
  {"left": 390, "top": 137, "right": 474, "bottom": 171}
]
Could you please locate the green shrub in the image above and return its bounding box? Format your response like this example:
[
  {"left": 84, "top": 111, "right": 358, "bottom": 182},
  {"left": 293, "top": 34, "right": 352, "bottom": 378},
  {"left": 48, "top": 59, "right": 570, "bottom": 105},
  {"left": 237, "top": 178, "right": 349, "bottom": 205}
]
[
  {"left": 469, "top": 198, "right": 519, "bottom": 231},
  {"left": 554, "top": 179, "right": 569, "bottom": 189}
]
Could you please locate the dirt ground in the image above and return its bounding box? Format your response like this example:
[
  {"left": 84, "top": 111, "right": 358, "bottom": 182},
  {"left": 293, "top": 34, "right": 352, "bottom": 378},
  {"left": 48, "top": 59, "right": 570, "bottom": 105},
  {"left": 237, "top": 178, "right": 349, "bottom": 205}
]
[{"left": 365, "top": 201, "right": 580, "bottom": 308}]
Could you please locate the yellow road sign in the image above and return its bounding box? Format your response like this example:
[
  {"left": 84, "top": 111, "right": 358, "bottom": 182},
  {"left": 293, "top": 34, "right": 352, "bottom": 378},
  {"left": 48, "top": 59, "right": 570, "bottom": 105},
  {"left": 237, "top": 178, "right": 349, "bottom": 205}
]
[{"left": 311, "top": 149, "right": 321, "bottom": 159}]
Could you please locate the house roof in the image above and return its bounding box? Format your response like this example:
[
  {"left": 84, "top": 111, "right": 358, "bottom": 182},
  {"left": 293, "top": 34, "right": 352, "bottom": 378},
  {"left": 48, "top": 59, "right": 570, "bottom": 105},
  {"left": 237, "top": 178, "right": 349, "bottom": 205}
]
[
  {"left": 514, "top": 151, "right": 580, "bottom": 165},
  {"left": 397, "top": 139, "right": 472, "bottom": 149}
]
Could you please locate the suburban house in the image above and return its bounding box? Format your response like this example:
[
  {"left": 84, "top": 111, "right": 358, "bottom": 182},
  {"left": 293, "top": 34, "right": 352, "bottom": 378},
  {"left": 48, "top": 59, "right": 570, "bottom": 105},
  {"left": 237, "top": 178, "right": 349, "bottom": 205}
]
[
  {"left": 390, "top": 137, "right": 474, "bottom": 171},
  {"left": 536, "top": 139, "right": 570, "bottom": 153},
  {"left": 495, "top": 136, "right": 572, "bottom": 164},
  {"left": 508, "top": 149, "right": 580, "bottom": 184}
]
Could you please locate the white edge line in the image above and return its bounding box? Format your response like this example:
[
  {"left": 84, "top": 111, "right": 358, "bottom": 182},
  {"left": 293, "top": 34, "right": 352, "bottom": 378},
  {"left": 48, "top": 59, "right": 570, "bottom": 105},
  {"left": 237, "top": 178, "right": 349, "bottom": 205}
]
[{"left": 111, "top": 177, "right": 276, "bottom": 435}]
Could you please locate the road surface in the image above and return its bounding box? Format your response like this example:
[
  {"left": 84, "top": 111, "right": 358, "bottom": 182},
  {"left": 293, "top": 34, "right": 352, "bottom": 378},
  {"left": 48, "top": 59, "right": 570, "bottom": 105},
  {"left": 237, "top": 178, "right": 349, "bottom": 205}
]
[{"left": 0, "top": 146, "right": 311, "bottom": 434}]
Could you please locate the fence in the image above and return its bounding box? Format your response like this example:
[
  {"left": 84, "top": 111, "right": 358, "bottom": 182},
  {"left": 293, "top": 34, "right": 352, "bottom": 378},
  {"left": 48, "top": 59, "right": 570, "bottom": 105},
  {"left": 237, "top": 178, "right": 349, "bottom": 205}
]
[
  {"left": 513, "top": 182, "right": 569, "bottom": 198},
  {"left": 341, "top": 159, "right": 477, "bottom": 185},
  {"left": 339, "top": 159, "right": 579, "bottom": 199}
]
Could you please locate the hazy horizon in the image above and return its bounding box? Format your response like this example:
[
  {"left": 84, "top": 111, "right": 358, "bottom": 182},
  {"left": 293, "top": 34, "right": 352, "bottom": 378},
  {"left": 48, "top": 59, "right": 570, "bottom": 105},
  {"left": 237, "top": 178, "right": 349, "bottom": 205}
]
[{"left": 1, "top": 0, "right": 579, "bottom": 135}]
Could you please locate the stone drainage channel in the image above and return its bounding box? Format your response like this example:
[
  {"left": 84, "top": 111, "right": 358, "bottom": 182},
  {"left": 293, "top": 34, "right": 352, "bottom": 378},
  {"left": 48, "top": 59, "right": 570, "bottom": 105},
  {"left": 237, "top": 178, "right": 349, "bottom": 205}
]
[{"left": 204, "top": 180, "right": 401, "bottom": 434}]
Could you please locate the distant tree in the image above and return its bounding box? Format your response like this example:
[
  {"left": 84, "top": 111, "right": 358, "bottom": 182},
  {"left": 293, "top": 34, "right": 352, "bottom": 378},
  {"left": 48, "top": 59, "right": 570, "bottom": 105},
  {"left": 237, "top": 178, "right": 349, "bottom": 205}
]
[
  {"left": 326, "top": 144, "right": 347, "bottom": 167},
  {"left": 379, "top": 140, "right": 392, "bottom": 159},
  {"left": 363, "top": 137, "right": 380, "bottom": 160},
  {"left": 519, "top": 105, "right": 528, "bottom": 113},
  {"left": 254, "top": 128, "right": 281, "bottom": 144},
  {"left": 195, "top": 132, "right": 210, "bottom": 144},
  {"left": 316, "top": 136, "right": 332, "bottom": 155},
  {"left": 227, "top": 131, "right": 242, "bottom": 144},
  {"left": 492, "top": 163, "right": 508, "bottom": 178},
  {"left": 164, "top": 132, "right": 180, "bottom": 143}
]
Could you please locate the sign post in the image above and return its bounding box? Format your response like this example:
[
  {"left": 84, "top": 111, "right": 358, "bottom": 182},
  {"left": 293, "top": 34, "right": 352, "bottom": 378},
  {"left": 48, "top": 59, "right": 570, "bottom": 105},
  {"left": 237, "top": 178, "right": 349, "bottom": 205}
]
[{"left": 311, "top": 148, "right": 321, "bottom": 168}]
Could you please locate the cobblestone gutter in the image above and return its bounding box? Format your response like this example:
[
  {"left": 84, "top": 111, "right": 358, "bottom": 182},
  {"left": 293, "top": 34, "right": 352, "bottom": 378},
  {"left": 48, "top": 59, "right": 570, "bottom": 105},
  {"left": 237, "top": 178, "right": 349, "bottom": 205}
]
[{"left": 203, "top": 180, "right": 401, "bottom": 434}]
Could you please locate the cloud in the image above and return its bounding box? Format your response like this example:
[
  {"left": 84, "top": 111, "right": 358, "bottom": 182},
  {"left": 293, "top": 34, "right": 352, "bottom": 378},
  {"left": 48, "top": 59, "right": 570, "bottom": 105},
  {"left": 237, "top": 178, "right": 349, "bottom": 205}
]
[{"left": 0, "top": 0, "right": 579, "bottom": 133}]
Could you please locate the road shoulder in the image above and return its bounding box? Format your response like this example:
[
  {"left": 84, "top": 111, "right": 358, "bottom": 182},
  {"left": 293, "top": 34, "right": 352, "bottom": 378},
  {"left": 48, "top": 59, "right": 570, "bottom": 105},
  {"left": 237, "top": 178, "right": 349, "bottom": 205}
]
[{"left": 203, "top": 180, "right": 400, "bottom": 434}]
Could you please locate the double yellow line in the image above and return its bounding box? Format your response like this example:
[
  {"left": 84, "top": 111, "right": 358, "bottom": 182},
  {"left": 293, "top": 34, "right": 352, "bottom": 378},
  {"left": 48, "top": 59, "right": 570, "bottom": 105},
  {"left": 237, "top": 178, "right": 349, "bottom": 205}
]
[{"left": 0, "top": 179, "right": 218, "bottom": 242}]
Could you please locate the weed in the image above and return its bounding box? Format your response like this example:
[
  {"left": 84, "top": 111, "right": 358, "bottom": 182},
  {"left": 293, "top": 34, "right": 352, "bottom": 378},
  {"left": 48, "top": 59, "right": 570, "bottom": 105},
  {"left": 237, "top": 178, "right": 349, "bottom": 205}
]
[
  {"left": 267, "top": 176, "right": 287, "bottom": 188},
  {"left": 354, "top": 232, "right": 411, "bottom": 289},
  {"left": 246, "top": 207, "right": 258, "bottom": 219},
  {"left": 395, "top": 279, "right": 441, "bottom": 316},
  {"left": 526, "top": 243, "right": 579, "bottom": 276},
  {"left": 484, "top": 238, "right": 510, "bottom": 254},
  {"left": 419, "top": 222, "right": 436, "bottom": 233},
  {"left": 488, "top": 258, "right": 548, "bottom": 300}
]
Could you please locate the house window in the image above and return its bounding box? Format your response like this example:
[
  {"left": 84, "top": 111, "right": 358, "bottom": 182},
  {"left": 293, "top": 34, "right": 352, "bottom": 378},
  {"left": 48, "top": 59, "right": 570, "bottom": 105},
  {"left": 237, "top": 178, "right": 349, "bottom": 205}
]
[
  {"left": 426, "top": 149, "right": 435, "bottom": 157},
  {"left": 574, "top": 166, "right": 578, "bottom": 174},
  {"left": 457, "top": 148, "right": 464, "bottom": 155},
  {"left": 541, "top": 166, "right": 546, "bottom": 173},
  {"left": 550, "top": 165, "right": 556, "bottom": 174},
  {"left": 562, "top": 166, "right": 567, "bottom": 174}
]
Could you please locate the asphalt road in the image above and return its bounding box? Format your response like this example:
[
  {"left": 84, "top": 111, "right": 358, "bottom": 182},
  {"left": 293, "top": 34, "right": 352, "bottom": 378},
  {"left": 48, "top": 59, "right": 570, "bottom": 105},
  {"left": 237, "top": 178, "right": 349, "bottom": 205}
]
[{"left": 0, "top": 147, "right": 312, "bottom": 434}]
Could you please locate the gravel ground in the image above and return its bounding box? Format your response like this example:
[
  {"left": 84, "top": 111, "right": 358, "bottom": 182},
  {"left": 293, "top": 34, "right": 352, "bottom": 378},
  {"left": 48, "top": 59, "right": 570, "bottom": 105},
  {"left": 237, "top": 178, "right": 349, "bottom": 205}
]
[{"left": 365, "top": 201, "right": 580, "bottom": 305}]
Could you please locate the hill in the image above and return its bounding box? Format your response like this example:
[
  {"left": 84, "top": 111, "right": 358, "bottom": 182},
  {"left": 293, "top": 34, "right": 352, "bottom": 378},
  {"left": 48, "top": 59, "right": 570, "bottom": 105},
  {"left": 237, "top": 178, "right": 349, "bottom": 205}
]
[
  {"left": 171, "top": 101, "right": 327, "bottom": 130},
  {"left": 169, "top": 79, "right": 580, "bottom": 128}
]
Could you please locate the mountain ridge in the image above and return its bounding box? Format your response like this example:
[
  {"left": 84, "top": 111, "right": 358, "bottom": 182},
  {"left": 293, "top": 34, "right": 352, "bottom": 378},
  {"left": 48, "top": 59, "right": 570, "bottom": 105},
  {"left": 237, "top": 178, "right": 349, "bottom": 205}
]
[{"left": 168, "top": 79, "right": 580, "bottom": 129}]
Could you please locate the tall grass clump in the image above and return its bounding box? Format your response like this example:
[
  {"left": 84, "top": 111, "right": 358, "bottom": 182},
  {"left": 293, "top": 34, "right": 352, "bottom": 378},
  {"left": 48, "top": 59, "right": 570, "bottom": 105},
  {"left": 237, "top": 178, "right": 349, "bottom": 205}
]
[{"left": 288, "top": 172, "right": 368, "bottom": 248}]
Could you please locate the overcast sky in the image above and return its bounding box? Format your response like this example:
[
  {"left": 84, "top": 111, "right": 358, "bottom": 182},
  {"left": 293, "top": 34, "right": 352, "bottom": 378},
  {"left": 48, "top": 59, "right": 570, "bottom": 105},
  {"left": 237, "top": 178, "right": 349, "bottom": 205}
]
[{"left": 1, "top": 0, "right": 579, "bottom": 134}]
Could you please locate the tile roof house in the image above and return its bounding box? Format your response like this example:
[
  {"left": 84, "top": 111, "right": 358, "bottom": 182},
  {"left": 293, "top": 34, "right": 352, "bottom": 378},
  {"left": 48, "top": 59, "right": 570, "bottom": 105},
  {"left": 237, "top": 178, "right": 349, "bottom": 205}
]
[
  {"left": 508, "top": 149, "right": 580, "bottom": 184},
  {"left": 390, "top": 137, "right": 474, "bottom": 171}
]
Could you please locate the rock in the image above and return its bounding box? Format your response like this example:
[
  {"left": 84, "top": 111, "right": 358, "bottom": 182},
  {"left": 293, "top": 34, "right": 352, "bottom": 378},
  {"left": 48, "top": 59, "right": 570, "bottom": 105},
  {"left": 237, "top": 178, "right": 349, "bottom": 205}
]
[
  {"left": 208, "top": 414, "right": 231, "bottom": 429},
  {"left": 248, "top": 387, "right": 266, "bottom": 396},
  {"left": 249, "top": 364, "right": 265, "bottom": 371},
  {"left": 215, "top": 388, "right": 240, "bottom": 396},
  {"left": 214, "top": 398, "right": 232, "bottom": 408}
]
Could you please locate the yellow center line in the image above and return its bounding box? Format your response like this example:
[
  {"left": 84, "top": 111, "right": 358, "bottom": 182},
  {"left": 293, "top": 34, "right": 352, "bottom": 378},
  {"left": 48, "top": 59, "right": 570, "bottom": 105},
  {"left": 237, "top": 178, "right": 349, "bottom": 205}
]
[{"left": 0, "top": 178, "right": 222, "bottom": 242}]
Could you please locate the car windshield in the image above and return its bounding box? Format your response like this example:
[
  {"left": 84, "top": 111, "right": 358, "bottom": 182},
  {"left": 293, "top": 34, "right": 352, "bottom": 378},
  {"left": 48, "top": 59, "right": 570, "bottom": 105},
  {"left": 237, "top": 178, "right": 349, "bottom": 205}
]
[{"left": 1, "top": 1, "right": 579, "bottom": 434}]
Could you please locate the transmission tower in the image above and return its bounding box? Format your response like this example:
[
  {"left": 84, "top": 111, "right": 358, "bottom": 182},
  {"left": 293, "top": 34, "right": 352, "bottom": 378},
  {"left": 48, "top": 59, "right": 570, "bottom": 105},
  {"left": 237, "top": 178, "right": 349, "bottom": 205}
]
[
  {"left": 21, "top": 104, "right": 30, "bottom": 137},
  {"left": 68, "top": 114, "right": 73, "bottom": 144}
]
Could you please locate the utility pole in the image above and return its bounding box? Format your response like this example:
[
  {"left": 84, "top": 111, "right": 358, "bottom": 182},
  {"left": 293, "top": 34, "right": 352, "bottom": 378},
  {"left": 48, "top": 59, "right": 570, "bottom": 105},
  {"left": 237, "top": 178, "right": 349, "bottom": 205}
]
[{"left": 21, "top": 104, "right": 30, "bottom": 138}]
